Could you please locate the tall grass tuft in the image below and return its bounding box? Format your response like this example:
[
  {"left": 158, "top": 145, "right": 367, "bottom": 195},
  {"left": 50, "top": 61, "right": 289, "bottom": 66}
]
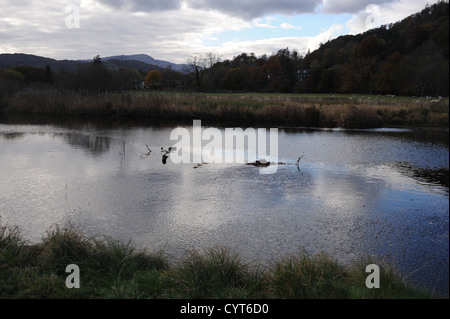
[
  {"left": 37, "top": 223, "right": 168, "bottom": 282},
  {"left": 37, "top": 223, "right": 94, "bottom": 276},
  {"left": 174, "top": 247, "right": 255, "bottom": 298},
  {"left": 0, "top": 224, "right": 40, "bottom": 268},
  {"left": 0, "top": 223, "right": 441, "bottom": 299},
  {"left": 89, "top": 237, "right": 168, "bottom": 282},
  {"left": 268, "top": 252, "right": 350, "bottom": 298}
]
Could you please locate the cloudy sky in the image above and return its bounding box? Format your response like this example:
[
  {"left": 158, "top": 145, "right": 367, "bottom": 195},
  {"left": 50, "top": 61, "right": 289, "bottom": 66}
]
[{"left": 0, "top": 0, "right": 440, "bottom": 64}]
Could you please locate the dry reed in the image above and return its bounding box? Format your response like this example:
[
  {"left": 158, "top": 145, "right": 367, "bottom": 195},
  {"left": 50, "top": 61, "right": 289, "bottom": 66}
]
[{"left": 3, "top": 89, "right": 448, "bottom": 128}]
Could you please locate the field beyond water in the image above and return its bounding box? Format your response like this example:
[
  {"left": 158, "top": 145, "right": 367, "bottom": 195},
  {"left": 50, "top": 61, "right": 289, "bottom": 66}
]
[
  {"left": 1, "top": 90, "right": 449, "bottom": 128},
  {"left": 0, "top": 223, "right": 441, "bottom": 299}
]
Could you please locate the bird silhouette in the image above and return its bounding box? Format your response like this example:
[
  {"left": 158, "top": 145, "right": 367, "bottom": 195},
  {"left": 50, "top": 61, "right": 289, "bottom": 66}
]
[
  {"left": 296, "top": 156, "right": 303, "bottom": 171},
  {"left": 162, "top": 153, "right": 169, "bottom": 165}
]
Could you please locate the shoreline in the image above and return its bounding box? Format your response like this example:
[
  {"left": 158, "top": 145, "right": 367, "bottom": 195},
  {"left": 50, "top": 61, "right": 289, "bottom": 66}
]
[{"left": 2, "top": 111, "right": 449, "bottom": 135}]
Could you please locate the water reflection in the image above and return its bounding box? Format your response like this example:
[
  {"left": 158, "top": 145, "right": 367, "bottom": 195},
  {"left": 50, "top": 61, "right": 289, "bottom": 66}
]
[
  {"left": 0, "top": 132, "right": 25, "bottom": 140},
  {"left": 56, "top": 132, "right": 112, "bottom": 156},
  {"left": 393, "top": 162, "right": 449, "bottom": 191},
  {"left": 0, "top": 119, "right": 448, "bottom": 296}
]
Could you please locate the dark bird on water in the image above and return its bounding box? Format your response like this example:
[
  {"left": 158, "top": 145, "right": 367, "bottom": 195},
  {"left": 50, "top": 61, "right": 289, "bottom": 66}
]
[
  {"left": 162, "top": 153, "right": 169, "bottom": 165},
  {"left": 296, "top": 156, "right": 303, "bottom": 171}
]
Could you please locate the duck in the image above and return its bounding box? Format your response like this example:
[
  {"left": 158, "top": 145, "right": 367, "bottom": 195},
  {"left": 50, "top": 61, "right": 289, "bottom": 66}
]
[{"left": 162, "top": 153, "right": 169, "bottom": 165}]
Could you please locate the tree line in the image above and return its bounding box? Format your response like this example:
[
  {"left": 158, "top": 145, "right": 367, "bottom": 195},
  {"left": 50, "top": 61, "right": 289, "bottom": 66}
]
[
  {"left": 1, "top": 1, "right": 448, "bottom": 100},
  {"left": 189, "top": 1, "right": 449, "bottom": 97},
  {"left": 0, "top": 55, "right": 184, "bottom": 97}
]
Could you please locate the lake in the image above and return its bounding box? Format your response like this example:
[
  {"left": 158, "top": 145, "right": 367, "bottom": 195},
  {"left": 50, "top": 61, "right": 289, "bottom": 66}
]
[{"left": 0, "top": 115, "right": 448, "bottom": 296}]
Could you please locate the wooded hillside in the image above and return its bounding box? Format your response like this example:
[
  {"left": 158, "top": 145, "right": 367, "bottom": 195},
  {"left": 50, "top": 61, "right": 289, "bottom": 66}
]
[{"left": 196, "top": 1, "right": 449, "bottom": 97}]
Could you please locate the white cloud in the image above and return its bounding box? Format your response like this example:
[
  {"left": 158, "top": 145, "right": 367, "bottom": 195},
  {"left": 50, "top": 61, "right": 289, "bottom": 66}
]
[
  {"left": 280, "top": 23, "right": 301, "bottom": 30},
  {"left": 204, "top": 23, "right": 344, "bottom": 59},
  {"left": 0, "top": 1, "right": 250, "bottom": 63},
  {"left": 253, "top": 17, "right": 278, "bottom": 29}
]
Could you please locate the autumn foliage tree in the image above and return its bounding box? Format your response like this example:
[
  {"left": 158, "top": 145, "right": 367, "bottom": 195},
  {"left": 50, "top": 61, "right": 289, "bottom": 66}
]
[{"left": 145, "top": 70, "right": 162, "bottom": 89}]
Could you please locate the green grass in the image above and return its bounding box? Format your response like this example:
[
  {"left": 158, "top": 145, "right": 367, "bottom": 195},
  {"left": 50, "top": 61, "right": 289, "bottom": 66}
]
[
  {"left": 2, "top": 89, "right": 448, "bottom": 128},
  {"left": 0, "top": 223, "right": 442, "bottom": 299}
]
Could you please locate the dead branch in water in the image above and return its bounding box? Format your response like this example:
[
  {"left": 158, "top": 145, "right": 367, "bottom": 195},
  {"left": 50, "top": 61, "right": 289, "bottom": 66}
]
[{"left": 144, "top": 145, "right": 152, "bottom": 156}]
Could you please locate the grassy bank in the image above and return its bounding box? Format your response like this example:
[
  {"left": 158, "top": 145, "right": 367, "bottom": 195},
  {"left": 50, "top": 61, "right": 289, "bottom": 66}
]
[
  {"left": 1, "top": 89, "right": 448, "bottom": 128},
  {"left": 0, "top": 223, "right": 439, "bottom": 299}
]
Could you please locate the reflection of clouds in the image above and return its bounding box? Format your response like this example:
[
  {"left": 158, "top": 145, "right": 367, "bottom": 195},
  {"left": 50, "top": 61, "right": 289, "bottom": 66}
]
[
  {"left": 65, "top": 169, "right": 184, "bottom": 255},
  {"left": 310, "top": 166, "right": 383, "bottom": 264},
  {"left": 1, "top": 123, "right": 448, "bottom": 294},
  {"left": 310, "top": 164, "right": 400, "bottom": 213},
  {"left": 307, "top": 161, "right": 449, "bottom": 281},
  {"left": 306, "top": 162, "right": 447, "bottom": 265},
  {"left": 311, "top": 162, "right": 446, "bottom": 211}
]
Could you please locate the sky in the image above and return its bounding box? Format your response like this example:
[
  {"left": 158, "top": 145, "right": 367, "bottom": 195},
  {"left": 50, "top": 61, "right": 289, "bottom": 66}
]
[{"left": 0, "top": 0, "right": 441, "bottom": 64}]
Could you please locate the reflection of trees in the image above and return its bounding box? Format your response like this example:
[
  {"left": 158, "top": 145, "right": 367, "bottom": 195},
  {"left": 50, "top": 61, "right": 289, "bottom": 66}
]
[
  {"left": 57, "top": 133, "right": 111, "bottom": 156},
  {"left": 393, "top": 162, "right": 449, "bottom": 191},
  {"left": 0, "top": 132, "right": 25, "bottom": 140}
]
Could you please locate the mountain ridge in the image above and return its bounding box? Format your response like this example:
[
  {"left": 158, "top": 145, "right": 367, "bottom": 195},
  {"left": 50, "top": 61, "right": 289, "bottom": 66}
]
[
  {"left": 101, "top": 54, "right": 187, "bottom": 72},
  {"left": 0, "top": 53, "right": 188, "bottom": 74}
]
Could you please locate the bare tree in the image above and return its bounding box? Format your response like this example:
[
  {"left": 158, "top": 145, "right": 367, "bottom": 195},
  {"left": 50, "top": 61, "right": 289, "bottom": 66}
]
[
  {"left": 187, "top": 53, "right": 222, "bottom": 89},
  {"left": 187, "top": 55, "right": 207, "bottom": 88},
  {"left": 206, "top": 53, "right": 222, "bottom": 68}
]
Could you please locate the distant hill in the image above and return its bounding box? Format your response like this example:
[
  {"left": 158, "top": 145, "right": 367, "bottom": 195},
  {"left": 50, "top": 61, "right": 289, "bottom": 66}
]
[
  {"left": 0, "top": 53, "right": 82, "bottom": 72},
  {"left": 102, "top": 54, "right": 188, "bottom": 73},
  {"left": 0, "top": 53, "right": 188, "bottom": 74}
]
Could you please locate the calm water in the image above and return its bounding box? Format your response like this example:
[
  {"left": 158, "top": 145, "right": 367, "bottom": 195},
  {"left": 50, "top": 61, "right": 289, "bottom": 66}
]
[{"left": 0, "top": 116, "right": 448, "bottom": 296}]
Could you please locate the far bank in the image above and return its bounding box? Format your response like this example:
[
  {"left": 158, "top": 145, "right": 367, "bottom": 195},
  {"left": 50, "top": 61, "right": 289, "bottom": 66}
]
[{"left": 1, "top": 90, "right": 448, "bottom": 129}]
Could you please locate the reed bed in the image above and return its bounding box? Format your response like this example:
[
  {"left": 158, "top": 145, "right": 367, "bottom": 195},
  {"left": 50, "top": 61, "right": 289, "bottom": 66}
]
[
  {"left": 2, "top": 89, "right": 448, "bottom": 128},
  {"left": 0, "top": 223, "right": 439, "bottom": 299}
]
